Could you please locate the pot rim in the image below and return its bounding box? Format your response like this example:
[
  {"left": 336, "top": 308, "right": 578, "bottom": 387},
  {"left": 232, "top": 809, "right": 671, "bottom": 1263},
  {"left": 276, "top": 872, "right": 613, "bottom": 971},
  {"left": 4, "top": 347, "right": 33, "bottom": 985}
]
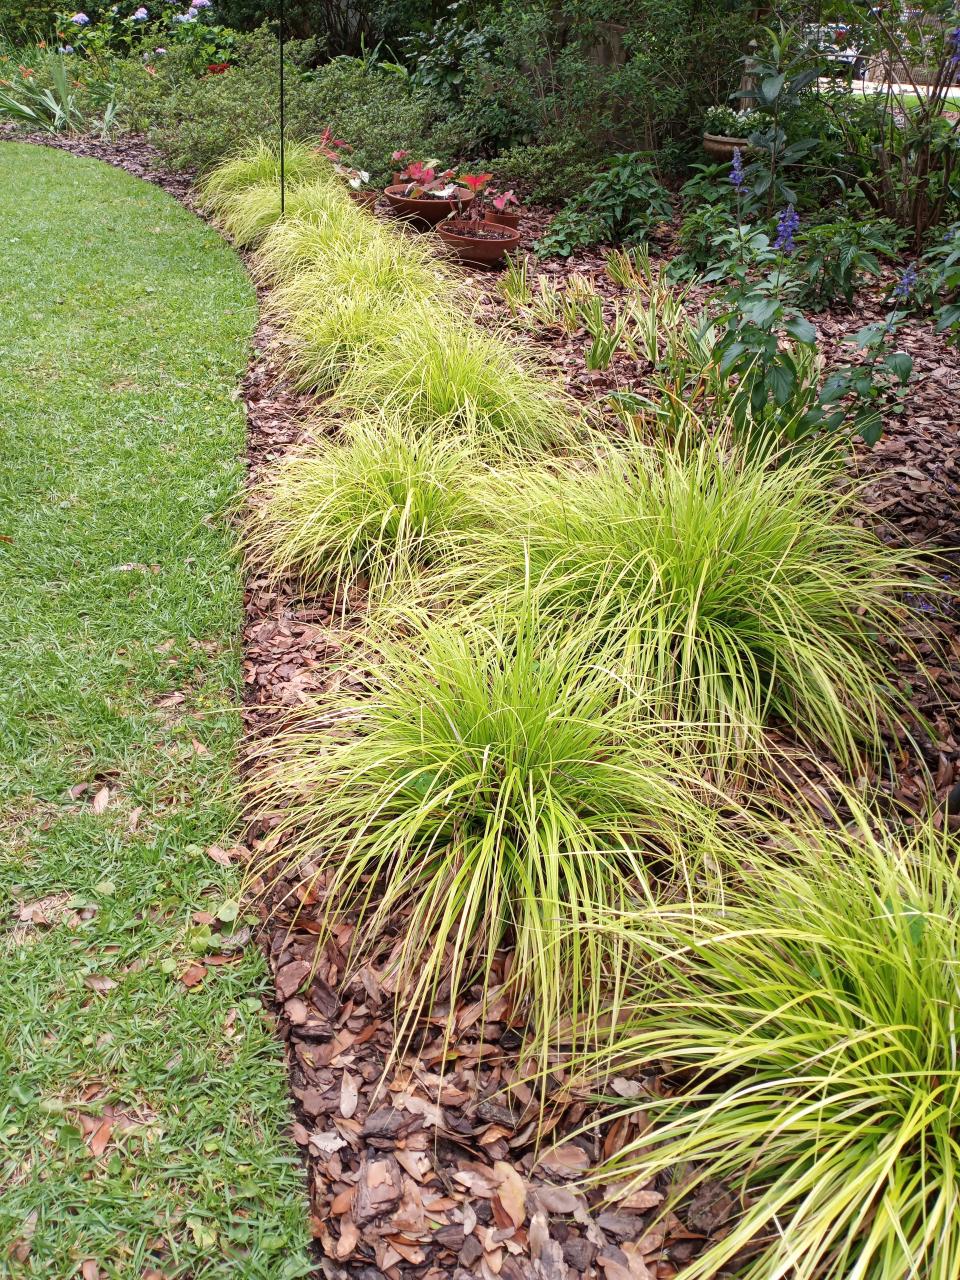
[{"left": 383, "top": 184, "right": 475, "bottom": 205}]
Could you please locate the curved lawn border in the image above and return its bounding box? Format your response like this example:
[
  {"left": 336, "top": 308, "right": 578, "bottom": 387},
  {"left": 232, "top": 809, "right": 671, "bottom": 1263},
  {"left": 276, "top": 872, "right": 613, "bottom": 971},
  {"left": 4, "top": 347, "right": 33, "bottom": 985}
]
[{"left": 0, "top": 143, "right": 309, "bottom": 1278}]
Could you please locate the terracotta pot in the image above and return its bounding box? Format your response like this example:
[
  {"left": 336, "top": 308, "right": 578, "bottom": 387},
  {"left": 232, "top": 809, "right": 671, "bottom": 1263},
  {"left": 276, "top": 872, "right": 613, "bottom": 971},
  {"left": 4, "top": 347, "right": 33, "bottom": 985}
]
[
  {"left": 484, "top": 207, "right": 521, "bottom": 230},
  {"left": 392, "top": 171, "right": 406, "bottom": 185},
  {"left": 383, "top": 184, "right": 474, "bottom": 226},
  {"left": 702, "top": 132, "right": 751, "bottom": 162},
  {"left": 435, "top": 218, "right": 521, "bottom": 266},
  {"left": 348, "top": 188, "right": 377, "bottom": 208}
]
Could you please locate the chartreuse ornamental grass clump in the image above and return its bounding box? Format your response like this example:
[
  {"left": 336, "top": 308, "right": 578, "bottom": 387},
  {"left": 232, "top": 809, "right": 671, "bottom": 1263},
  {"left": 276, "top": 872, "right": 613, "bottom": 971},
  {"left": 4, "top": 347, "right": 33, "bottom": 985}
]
[
  {"left": 266, "top": 237, "right": 451, "bottom": 392},
  {"left": 0, "top": 143, "right": 309, "bottom": 1276},
  {"left": 332, "top": 301, "right": 584, "bottom": 457},
  {"left": 250, "top": 600, "right": 723, "bottom": 1061},
  {"left": 198, "top": 138, "right": 333, "bottom": 218},
  {"left": 588, "top": 808, "right": 960, "bottom": 1280},
  {"left": 460, "top": 437, "right": 929, "bottom": 764},
  {"left": 247, "top": 416, "right": 481, "bottom": 611},
  {"left": 201, "top": 143, "right": 583, "bottom": 455},
  {"left": 254, "top": 191, "right": 442, "bottom": 285},
  {"left": 199, "top": 146, "right": 364, "bottom": 251}
]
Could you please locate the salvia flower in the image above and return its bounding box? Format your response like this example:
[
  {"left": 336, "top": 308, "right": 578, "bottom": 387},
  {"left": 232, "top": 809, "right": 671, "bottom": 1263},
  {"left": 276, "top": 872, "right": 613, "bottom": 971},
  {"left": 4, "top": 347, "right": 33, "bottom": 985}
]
[
  {"left": 893, "top": 264, "right": 918, "bottom": 300},
  {"left": 69, "top": 11, "right": 90, "bottom": 23},
  {"left": 774, "top": 204, "right": 800, "bottom": 255},
  {"left": 949, "top": 28, "right": 960, "bottom": 68},
  {"left": 730, "top": 146, "right": 746, "bottom": 192}
]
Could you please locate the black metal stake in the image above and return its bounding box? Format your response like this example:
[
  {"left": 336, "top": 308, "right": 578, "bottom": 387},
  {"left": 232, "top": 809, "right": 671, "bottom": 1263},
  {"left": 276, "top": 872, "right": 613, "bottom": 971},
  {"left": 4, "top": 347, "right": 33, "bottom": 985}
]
[{"left": 279, "top": 0, "right": 285, "bottom": 215}]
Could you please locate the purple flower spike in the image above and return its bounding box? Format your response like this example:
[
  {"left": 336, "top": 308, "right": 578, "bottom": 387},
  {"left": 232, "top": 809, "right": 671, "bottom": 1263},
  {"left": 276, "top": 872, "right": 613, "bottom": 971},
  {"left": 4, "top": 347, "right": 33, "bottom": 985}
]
[
  {"left": 730, "top": 146, "right": 746, "bottom": 192},
  {"left": 893, "top": 264, "right": 918, "bottom": 301},
  {"left": 70, "top": 11, "right": 90, "bottom": 23},
  {"left": 774, "top": 204, "right": 800, "bottom": 255}
]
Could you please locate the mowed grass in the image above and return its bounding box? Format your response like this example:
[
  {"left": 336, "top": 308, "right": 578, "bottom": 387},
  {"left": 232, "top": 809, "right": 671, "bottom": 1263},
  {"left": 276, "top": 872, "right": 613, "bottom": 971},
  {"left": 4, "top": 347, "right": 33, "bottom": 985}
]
[{"left": 0, "top": 144, "right": 310, "bottom": 1278}]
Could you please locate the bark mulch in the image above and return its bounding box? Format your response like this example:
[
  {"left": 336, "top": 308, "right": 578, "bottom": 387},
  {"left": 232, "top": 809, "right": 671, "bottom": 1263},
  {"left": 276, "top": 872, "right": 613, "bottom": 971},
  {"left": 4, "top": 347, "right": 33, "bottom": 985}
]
[{"left": 8, "top": 130, "right": 958, "bottom": 1279}]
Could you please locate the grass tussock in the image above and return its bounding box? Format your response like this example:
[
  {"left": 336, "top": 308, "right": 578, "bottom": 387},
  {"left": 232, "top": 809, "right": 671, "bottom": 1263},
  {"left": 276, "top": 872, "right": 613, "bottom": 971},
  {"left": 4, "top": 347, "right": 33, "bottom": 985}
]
[
  {"left": 198, "top": 139, "right": 333, "bottom": 213},
  {"left": 331, "top": 302, "right": 585, "bottom": 457},
  {"left": 460, "top": 437, "right": 931, "bottom": 765},
  {"left": 267, "top": 239, "right": 452, "bottom": 391},
  {"left": 256, "top": 198, "right": 442, "bottom": 286},
  {"left": 589, "top": 807, "right": 960, "bottom": 1280},
  {"left": 250, "top": 599, "right": 724, "bottom": 1061},
  {"left": 247, "top": 416, "right": 481, "bottom": 611}
]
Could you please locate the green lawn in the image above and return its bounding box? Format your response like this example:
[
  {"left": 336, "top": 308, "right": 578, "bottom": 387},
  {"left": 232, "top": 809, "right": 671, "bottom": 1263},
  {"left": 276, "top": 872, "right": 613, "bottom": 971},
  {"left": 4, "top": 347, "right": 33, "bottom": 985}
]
[{"left": 0, "top": 143, "right": 310, "bottom": 1278}]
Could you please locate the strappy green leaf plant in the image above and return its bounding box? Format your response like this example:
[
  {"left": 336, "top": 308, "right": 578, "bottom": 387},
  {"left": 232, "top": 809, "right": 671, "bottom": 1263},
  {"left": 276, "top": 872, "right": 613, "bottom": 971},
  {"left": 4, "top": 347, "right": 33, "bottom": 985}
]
[
  {"left": 250, "top": 599, "right": 725, "bottom": 1061},
  {"left": 246, "top": 416, "right": 481, "bottom": 614},
  {"left": 457, "top": 437, "right": 933, "bottom": 766},
  {"left": 331, "top": 302, "right": 585, "bottom": 457},
  {"left": 585, "top": 808, "right": 960, "bottom": 1280}
]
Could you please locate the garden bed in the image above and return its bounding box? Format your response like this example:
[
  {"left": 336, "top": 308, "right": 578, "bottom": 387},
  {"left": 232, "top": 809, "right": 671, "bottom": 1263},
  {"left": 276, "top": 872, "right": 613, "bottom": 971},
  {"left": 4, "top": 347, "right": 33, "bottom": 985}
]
[{"left": 6, "top": 130, "right": 959, "bottom": 1279}]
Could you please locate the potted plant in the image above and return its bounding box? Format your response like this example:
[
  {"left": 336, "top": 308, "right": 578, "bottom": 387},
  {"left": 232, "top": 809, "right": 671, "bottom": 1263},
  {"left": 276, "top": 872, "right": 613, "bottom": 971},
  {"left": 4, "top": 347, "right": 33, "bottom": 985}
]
[
  {"left": 702, "top": 106, "right": 762, "bottom": 161},
  {"left": 383, "top": 161, "right": 475, "bottom": 226},
  {"left": 435, "top": 174, "right": 521, "bottom": 267},
  {"left": 484, "top": 188, "right": 521, "bottom": 230},
  {"left": 344, "top": 167, "right": 376, "bottom": 207},
  {"left": 316, "top": 127, "right": 376, "bottom": 205}
]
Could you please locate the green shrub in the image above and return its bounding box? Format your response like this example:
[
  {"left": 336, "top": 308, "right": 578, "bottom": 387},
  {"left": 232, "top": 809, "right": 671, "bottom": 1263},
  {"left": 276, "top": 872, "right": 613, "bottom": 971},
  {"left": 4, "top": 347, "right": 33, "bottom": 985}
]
[
  {"left": 301, "top": 55, "right": 440, "bottom": 184},
  {"left": 247, "top": 415, "right": 479, "bottom": 609},
  {"left": 144, "top": 28, "right": 325, "bottom": 173},
  {"left": 0, "top": 0, "right": 58, "bottom": 39},
  {"left": 459, "top": 437, "right": 932, "bottom": 766},
  {"left": 536, "top": 153, "right": 673, "bottom": 257},
  {"left": 251, "top": 597, "right": 720, "bottom": 1060},
  {"left": 491, "top": 138, "right": 597, "bottom": 206},
  {"left": 589, "top": 808, "right": 960, "bottom": 1280}
]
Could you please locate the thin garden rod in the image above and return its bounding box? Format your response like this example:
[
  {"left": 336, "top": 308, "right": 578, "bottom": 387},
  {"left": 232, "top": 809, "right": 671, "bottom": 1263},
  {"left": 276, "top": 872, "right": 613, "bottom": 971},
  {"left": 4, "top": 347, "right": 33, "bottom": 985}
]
[{"left": 279, "top": 0, "right": 285, "bottom": 215}]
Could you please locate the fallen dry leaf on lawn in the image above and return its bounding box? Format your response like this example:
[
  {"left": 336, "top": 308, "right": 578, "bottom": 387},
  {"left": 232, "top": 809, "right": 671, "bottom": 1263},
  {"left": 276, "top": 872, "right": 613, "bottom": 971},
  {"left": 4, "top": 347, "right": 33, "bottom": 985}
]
[
  {"left": 91, "top": 786, "right": 111, "bottom": 815},
  {"left": 87, "top": 1118, "right": 113, "bottom": 1158},
  {"left": 81, "top": 1261, "right": 100, "bottom": 1280},
  {"left": 83, "top": 974, "right": 117, "bottom": 994},
  {"left": 206, "top": 844, "right": 234, "bottom": 867},
  {"left": 180, "top": 963, "right": 207, "bottom": 988}
]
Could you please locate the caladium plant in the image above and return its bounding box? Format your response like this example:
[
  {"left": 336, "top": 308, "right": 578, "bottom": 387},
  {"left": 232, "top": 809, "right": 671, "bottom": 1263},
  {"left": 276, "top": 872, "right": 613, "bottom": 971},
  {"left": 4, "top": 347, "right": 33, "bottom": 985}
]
[
  {"left": 454, "top": 173, "right": 494, "bottom": 219},
  {"left": 490, "top": 188, "right": 519, "bottom": 213},
  {"left": 399, "top": 160, "right": 460, "bottom": 200}
]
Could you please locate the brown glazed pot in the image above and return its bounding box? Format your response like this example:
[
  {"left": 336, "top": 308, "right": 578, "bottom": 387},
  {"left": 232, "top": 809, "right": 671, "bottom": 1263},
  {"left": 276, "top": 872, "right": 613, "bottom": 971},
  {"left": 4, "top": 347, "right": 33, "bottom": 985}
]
[
  {"left": 383, "top": 184, "right": 475, "bottom": 226},
  {"left": 435, "top": 218, "right": 521, "bottom": 266},
  {"left": 484, "top": 207, "right": 521, "bottom": 230},
  {"left": 702, "top": 132, "right": 751, "bottom": 162}
]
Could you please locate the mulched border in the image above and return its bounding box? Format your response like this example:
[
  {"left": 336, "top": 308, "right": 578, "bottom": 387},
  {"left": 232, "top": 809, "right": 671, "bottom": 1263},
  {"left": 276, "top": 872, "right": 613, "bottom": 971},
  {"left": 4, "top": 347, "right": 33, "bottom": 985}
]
[{"left": 6, "top": 128, "right": 958, "bottom": 1280}]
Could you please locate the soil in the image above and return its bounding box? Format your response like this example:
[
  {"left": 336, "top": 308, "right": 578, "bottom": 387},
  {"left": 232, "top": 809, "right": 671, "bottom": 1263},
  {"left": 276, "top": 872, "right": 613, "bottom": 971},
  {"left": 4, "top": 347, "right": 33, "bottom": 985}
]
[
  {"left": 5, "top": 128, "right": 959, "bottom": 1279},
  {"left": 442, "top": 221, "right": 518, "bottom": 241}
]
